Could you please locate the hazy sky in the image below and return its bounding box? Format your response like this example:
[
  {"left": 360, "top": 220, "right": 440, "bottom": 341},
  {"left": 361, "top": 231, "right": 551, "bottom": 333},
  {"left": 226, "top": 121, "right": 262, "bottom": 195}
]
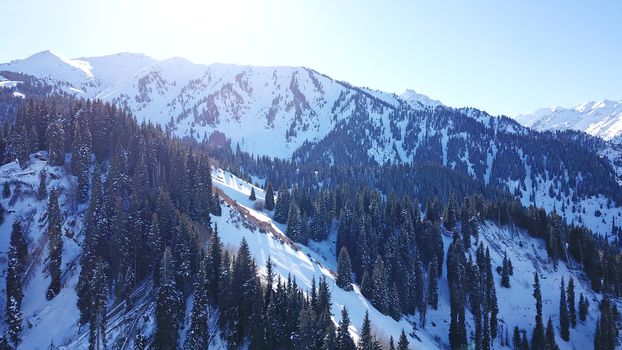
[{"left": 2, "top": 0, "right": 621, "bottom": 116}]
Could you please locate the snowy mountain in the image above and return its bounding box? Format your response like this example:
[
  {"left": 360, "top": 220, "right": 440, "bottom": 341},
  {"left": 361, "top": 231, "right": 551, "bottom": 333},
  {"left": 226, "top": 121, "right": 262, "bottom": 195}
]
[
  {"left": 0, "top": 50, "right": 440, "bottom": 160},
  {"left": 0, "top": 50, "right": 102, "bottom": 96},
  {"left": 516, "top": 99, "right": 622, "bottom": 142}
]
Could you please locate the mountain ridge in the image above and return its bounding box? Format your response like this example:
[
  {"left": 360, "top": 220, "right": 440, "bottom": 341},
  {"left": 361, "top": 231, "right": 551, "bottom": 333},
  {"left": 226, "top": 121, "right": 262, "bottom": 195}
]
[{"left": 516, "top": 99, "right": 622, "bottom": 142}]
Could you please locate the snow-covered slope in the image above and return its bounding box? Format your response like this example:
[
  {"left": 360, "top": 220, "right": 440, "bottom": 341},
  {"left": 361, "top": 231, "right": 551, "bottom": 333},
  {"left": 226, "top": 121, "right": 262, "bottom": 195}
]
[
  {"left": 76, "top": 53, "right": 157, "bottom": 86},
  {"left": 212, "top": 169, "right": 605, "bottom": 349},
  {"left": 516, "top": 100, "right": 622, "bottom": 142}
]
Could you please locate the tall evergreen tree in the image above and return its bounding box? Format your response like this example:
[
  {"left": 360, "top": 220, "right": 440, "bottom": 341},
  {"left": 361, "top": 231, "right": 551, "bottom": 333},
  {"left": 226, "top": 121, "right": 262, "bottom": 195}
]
[
  {"left": 273, "top": 183, "right": 291, "bottom": 224},
  {"left": 531, "top": 272, "right": 545, "bottom": 350},
  {"left": 264, "top": 182, "right": 275, "bottom": 211},
  {"left": 249, "top": 187, "right": 256, "bottom": 201},
  {"left": 6, "top": 221, "right": 27, "bottom": 347},
  {"left": 206, "top": 225, "right": 223, "bottom": 305},
  {"left": 322, "top": 323, "right": 337, "bottom": 350},
  {"left": 155, "top": 248, "right": 181, "bottom": 350},
  {"left": 46, "top": 119, "right": 65, "bottom": 166},
  {"left": 371, "top": 256, "right": 389, "bottom": 314},
  {"left": 443, "top": 193, "right": 458, "bottom": 230},
  {"left": 336, "top": 247, "right": 353, "bottom": 291},
  {"left": 512, "top": 327, "right": 521, "bottom": 350},
  {"left": 578, "top": 293, "right": 589, "bottom": 322},
  {"left": 545, "top": 317, "right": 558, "bottom": 350},
  {"left": 286, "top": 199, "right": 305, "bottom": 243},
  {"left": 358, "top": 311, "right": 373, "bottom": 350},
  {"left": 397, "top": 329, "right": 409, "bottom": 350},
  {"left": 501, "top": 254, "right": 511, "bottom": 288},
  {"left": 428, "top": 256, "right": 439, "bottom": 309},
  {"left": 3, "top": 182, "right": 10, "bottom": 199},
  {"left": 37, "top": 169, "right": 47, "bottom": 200},
  {"left": 71, "top": 112, "right": 92, "bottom": 203},
  {"left": 88, "top": 260, "right": 109, "bottom": 350},
  {"left": 46, "top": 189, "right": 63, "bottom": 300},
  {"left": 336, "top": 307, "right": 355, "bottom": 350},
  {"left": 185, "top": 257, "right": 210, "bottom": 350},
  {"left": 559, "top": 278, "right": 570, "bottom": 341}
]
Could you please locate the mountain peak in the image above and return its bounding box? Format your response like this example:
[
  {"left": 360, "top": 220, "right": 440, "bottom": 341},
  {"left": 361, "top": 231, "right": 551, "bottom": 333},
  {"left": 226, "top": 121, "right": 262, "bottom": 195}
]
[
  {"left": 399, "top": 89, "right": 443, "bottom": 109},
  {"left": 0, "top": 49, "right": 95, "bottom": 83}
]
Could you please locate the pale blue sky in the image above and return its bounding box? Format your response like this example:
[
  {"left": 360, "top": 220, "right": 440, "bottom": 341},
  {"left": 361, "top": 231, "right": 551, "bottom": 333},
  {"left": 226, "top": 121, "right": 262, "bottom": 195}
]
[{"left": 1, "top": 0, "right": 621, "bottom": 116}]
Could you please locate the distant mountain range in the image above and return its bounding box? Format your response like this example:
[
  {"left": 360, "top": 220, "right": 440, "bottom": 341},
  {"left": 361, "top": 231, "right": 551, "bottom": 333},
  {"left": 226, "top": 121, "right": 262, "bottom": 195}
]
[{"left": 516, "top": 99, "right": 622, "bottom": 143}]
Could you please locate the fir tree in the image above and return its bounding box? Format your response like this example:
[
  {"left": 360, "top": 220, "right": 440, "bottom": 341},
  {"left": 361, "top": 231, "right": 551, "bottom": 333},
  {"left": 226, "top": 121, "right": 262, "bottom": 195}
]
[
  {"left": 249, "top": 187, "right": 256, "bottom": 201},
  {"left": 37, "top": 169, "right": 47, "bottom": 200},
  {"left": 273, "top": 183, "right": 291, "bottom": 224},
  {"left": 336, "top": 247, "right": 353, "bottom": 291},
  {"left": 559, "top": 278, "right": 570, "bottom": 341},
  {"left": 578, "top": 293, "right": 589, "bottom": 322},
  {"left": 5, "top": 221, "right": 27, "bottom": 347},
  {"left": 531, "top": 272, "right": 545, "bottom": 350},
  {"left": 286, "top": 199, "right": 305, "bottom": 243},
  {"left": 513, "top": 327, "right": 521, "bottom": 350},
  {"left": 71, "top": 113, "right": 92, "bottom": 203},
  {"left": 397, "top": 329, "right": 409, "bottom": 350},
  {"left": 2, "top": 182, "right": 10, "bottom": 199},
  {"left": 184, "top": 257, "right": 210, "bottom": 350},
  {"left": 317, "top": 276, "right": 332, "bottom": 315},
  {"left": 443, "top": 193, "right": 458, "bottom": 230},
  {"left": 6, "top": 296, "right": 22, "bottom": 348},
  {"left": 567, "top": 277, "right": 576, "bottom": 328},
  {"left": 360, "top": 270, "right": 372, "bottom": 299},
  {"left": 46, "top": 189, "right": 63, "bottom": 300},
  {"left": 485, "top": 249, "right": 499, "bottom": 339},
  {"left": 521, "top": 330, "right": 529, "bottom": 350},
  {"left": 46, "top": 119, "right": 65, "bottom": 166},
  {"left": 17, "top": 126, "right": 30, "bottom": 169},
  {"left": 501, "top": 254, "right": 511, "bottom": 288},
  {"left": 371, "top": 256, "right": 389, "bottom": 314},
  {"left": 482, "top": 312, "right": 491, "bottom": 350},
  {"left": 447, "top": 231, "right": 467, "bottom": 350},
  {"left": 206, "top": 225, "right": 223, "bottom": 305},
  {"left": 428, "top": 256, "right": 439, "bottom": 309},
  {"left": 154, "top": 248, "right": 181, "bottom": 350},
  {"left": 358, "top": 311, "right": 373, "bottom": 350},
  {"left": 265, "top": 182, "right": 275, "bottom": 211},
  {"left": 336, "top": 307, "right": 356, "bottom": 350},
  {"left": 88, "top": 260, "right": 109, "bottom": 350},
  {"left": 322, "top": 323, "right": 337, "bottom": 350},
  {"left": 545, "top": 317, "right": 558, "bottom": 350}
]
